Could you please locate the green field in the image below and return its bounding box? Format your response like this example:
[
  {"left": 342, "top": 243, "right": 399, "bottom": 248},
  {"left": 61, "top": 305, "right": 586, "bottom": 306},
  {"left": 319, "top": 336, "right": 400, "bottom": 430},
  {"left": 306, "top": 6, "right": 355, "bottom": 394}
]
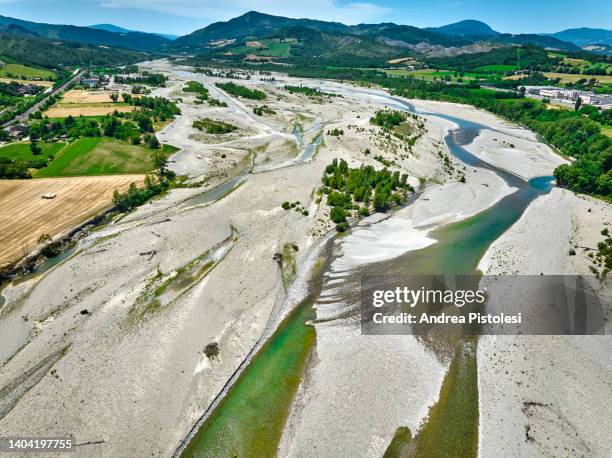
[
  {"left": 0, "top": 63, "right": 56, "bottom": 80},
  {"left": 0, "top": 142, "right": 65, "bottom": 163},
  {"left": 34, "top": 137, "right": 177, "bottom": 177},
  {"left": 230, "top": 39, "right": 292, "bottom": 58},
  {"left": 474, "top": 64, "right": 518, "bottom": 72},
  {"left": 384, "top": 69, "right": 483, "bottom": 82}
]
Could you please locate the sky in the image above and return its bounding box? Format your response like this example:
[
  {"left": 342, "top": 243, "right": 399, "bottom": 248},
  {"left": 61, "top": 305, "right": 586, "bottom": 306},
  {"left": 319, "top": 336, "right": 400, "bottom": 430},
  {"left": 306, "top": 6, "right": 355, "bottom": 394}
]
[{"left": 0, "top": 0, "right": 610, "bottom": 36}]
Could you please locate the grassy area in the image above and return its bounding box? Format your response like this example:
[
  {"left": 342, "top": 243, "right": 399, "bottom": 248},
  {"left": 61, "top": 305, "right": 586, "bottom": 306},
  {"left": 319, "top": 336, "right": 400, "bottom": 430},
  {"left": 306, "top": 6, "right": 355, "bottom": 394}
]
[
  {"left": 0, "top": 63, "right": 55, "bottom": 80},
  {"left": 0, "top": 142, "right": 65, "bottom": 163},
  {"left": 258, "top": 41, "right": 291, "bottom": 57},
  {"left": 543, "top": 72, "right": 612, "bottom": 84},
  {"left": 384, "top": 69, "right": 481, "bottom": 83},
  {"left": 34, "top": 137, "right": 177, "bottom": 177},
  {"left": 474, "top": 64, "right": 517, "bottom": 72},
  {"left": 602, "top": 125, "right": 612, "bottom": 139}
]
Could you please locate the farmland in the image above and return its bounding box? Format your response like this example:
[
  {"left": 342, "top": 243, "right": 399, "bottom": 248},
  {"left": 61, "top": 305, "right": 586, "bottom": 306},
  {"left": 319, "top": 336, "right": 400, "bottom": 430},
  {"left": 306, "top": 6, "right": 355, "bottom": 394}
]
[
  {"left": 0, "top": 142, "right": 65, "bottom": 163},
  {"left": 34, "top": 137, "right": 177, "bottom": 177},
  {"left": 0, "top": 77, "right": 53, "bottom": 87},
  {"left": 0, "top": 63, "right": 56, "bottom": 80},
  {"left": 44, "top": 89, "right": 136, "bottom": 117},
  {"left": 0, "top": 175, "right": 144, "bottom": 266},
  {"left": 542, "top": 72, "right": 612, "bottom": 84}
]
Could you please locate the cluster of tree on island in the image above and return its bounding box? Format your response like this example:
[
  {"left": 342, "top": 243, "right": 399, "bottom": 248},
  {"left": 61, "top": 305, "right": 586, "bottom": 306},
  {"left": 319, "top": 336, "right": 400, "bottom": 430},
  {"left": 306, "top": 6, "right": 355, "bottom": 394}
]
[{"left": 321, "top": 158, "right": 414, "bottom": 231}]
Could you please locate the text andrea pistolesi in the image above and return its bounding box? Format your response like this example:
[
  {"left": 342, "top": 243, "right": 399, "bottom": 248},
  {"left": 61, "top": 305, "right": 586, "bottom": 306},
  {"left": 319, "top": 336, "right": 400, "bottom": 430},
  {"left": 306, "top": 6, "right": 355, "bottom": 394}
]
[{"left": 370, "top": 287, "right": 521, "bottom": 325}]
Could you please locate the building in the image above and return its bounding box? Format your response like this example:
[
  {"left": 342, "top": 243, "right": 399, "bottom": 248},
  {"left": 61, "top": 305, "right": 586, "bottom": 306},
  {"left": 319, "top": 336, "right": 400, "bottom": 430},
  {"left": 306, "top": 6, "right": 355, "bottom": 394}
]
[{"left": 3, "top": 124, "right": 28, "bottom": 138}]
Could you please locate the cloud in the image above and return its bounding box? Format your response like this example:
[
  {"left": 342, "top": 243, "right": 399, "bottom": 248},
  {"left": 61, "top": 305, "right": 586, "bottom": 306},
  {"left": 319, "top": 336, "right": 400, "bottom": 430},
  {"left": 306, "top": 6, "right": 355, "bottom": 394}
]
[{"left": 99, "top": 0, "right": 392, "bottom": 25}]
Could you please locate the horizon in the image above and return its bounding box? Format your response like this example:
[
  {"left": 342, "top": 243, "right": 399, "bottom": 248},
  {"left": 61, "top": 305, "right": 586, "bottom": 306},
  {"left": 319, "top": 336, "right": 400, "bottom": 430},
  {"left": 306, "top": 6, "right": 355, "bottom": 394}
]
[{"left": 0, "top": 1, "right": 610, "bottom": 37}]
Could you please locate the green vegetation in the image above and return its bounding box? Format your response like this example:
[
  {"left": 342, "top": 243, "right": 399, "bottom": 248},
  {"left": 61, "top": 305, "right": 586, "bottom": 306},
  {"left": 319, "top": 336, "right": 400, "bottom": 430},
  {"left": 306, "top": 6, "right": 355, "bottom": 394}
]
[
  {"left": 590, "top": 228, "right": 612, "bottom": 278},
  {"left": 193, "top": 118, "right": 238, "bottom": 134},
  {"left": 115, "top": 72, "right": 167, "bottom": 87},
  {"left": 34, "top": 137, "right": 177, "bottom": 177},
  {"left": 327, "top": 128, "right": 344, "bottom": 137},
  {"left": 252, "top": 105, "right": 275, "bottom": 116},
  {"left": 321, "top": 158, "right": 413, "bottom": 231},
  {"left": 112, "top": 154, "right": 177, "bottom": 212},
  {"left": 0, "top": 32, "right": 144, "bottom": 68},
  {"left": 183, "top": 80, "right": 209, "bottom": 99},
  {"left": 0, "top": 63, "right": 56, "bottom": 80},
  {"left": 207, "top": 97, "right": 227, "bottom": 107},
  {"left": 215, "top": 81, "right": 266, "bottom": 100},
  {"left": 370, "top": 109, "right": 425, "bottom": 145},
  {"left": 284, "top": 85, "right": 322, "bottom": 96},
  {"left": 254, "top": 64, "right": 610, "bottom": 199},
  {"left": 370, "top": 110, "right": 407, "bottom": 129},
  {"left": 30, "top": 96, "right": 180, "bottom": 145},
  {"left": 0, "top": 142, "right": 65, "bottom": 178}
]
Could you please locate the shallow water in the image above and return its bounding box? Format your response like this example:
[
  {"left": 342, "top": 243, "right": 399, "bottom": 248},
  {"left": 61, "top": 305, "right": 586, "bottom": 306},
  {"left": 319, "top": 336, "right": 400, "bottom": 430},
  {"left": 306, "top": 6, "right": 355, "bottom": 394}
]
[{"left": 179, "top": 89, "right": 555, "bottom": 456}]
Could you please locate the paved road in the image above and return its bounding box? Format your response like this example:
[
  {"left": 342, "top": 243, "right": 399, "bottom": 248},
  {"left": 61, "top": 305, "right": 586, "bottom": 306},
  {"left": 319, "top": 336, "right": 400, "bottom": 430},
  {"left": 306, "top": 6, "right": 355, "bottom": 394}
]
[{"left": 2, "top": 69, "right": 84, "bottom": 129}]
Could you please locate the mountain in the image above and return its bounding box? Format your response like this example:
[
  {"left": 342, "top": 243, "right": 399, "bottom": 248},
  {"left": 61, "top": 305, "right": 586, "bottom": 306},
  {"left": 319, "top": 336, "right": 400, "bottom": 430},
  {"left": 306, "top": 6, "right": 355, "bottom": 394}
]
[
  {"left": 547, "top": 27, "right": 612, "bottom": 47},
  {"left": 89, "top": 23, "right": 178, "bottom": 40},
  {"left": 0, "top": 15, "right": 170, "bottom": 52},
  {"left": 172, "top": 10, "right": 469, "bottom": 51},
  {"left": 172, "top": 11, "right": 347, "bottom": 50},
  {"left": 89, "top": 23, "right": 131, "bottom": 34},
  {"left": 0, "top": 31, "right": 144, "bottom": 68},
  {"left": 494, "top": 33, "right": 580, "bottom": 51},
  {"left": 428, "top": 20, "right": 500, "bottom": 37}
]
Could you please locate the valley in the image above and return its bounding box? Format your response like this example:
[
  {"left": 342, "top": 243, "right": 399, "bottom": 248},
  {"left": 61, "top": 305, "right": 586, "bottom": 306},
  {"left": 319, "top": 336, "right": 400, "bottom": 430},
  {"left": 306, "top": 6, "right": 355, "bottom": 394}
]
[
  {"left": 0, "top": 5, "right": 610, "bottom": 458},
  {"left": 0, "top": 60, "right": 609, "bottom": 457}
]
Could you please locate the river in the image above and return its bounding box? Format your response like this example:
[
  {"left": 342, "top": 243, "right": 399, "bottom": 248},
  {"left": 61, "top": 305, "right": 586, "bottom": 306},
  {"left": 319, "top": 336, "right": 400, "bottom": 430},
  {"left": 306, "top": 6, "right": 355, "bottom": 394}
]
[{"left": 177, "top": 89, "right": 554, "bottom": 456}]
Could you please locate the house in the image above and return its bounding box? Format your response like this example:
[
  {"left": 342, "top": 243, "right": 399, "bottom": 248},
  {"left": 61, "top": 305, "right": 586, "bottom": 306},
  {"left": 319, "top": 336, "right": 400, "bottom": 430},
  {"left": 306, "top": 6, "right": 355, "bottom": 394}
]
[
  {"left": 80, "top": 77, "right": 100, "bottom": 88},
  {"left": 4, "top": 124, "right": 28, "bottom": 138}
]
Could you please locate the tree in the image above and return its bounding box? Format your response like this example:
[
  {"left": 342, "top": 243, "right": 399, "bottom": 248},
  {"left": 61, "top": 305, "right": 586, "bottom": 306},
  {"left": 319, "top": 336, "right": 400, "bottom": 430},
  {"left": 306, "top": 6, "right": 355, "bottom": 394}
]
[
  {"left": 110, "top": 93, "right": 119, "bottom": 103},
  {"left": 574, "top": 96, "right": 582, "bottom": 112},
  {"left": 145, "top": 134, "right": 160, "bottom": 149},
  {"left": 30, "top": 142, "right": 42, "bottom": 155}
]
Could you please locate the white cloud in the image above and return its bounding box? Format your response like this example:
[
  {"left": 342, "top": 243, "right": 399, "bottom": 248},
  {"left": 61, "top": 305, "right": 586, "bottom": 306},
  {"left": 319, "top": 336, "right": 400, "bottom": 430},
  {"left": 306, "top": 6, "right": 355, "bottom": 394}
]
[{"left": 99, "top": 0, "right": 392, "bottom": 25}]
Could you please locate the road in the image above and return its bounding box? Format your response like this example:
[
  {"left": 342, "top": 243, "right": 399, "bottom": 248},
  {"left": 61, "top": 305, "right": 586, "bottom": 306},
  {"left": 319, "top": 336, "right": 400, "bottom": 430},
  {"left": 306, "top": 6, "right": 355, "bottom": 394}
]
[{"left": 2, "top": 69, "right": 84, "bottom": 129}]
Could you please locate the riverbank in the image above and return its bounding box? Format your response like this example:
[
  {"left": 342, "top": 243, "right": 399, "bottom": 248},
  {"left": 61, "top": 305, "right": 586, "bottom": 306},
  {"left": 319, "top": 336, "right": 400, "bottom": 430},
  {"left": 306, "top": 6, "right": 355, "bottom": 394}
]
[{"left": 478, "top": 187, "right": 612, "bottom": 457}]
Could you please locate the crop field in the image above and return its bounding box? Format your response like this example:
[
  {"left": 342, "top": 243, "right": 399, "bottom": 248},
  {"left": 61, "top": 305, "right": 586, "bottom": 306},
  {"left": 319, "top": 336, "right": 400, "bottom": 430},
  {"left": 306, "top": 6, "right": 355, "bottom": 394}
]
[
  {"left": 45, "top": 105, "right": 135, "bottom": 117},
  {"left": 44, "top": 89, "right": 135, "bottom": 117},
  {"left": 61, "top": 90, "right": 124, "bottom": 103},
  {"left": 542, "top": 72, "right": 612, "bottom": 84},
  {"left": 0, "top": 142, "right": 65, "bottom": 163},
  {"left": 0, "top": 175, "right": 144, "bottom": 266},
  {"left": 0, "top": 63, "right": 56, "bottom": 80},
  {"left": 0, "top": 77, "right": 53, "bottom": 87},
  {"left": 34, "top": 137, "right": 176, "bottom": 177}
]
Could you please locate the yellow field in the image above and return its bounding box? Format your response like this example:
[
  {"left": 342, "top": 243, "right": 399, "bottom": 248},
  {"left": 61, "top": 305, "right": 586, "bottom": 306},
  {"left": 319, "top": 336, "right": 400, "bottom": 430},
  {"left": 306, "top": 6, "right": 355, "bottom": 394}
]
[
  {"left": 43, "top": 89, "right": 136, "bottom": 117},
  {"left": 45, "top": 105, "right": 135, "bottom": 117},
  {"left": 0, "top": 77, "right": 53, "bottom": 87},
  {"left": 61, "top": 89, "right": 126, "bottom": 103},
  {"left": 0, "top": 175, "right": 144, "bottom": 266},
  {"left": 542, "top": 72, "right": 612, "bottom": 84}
]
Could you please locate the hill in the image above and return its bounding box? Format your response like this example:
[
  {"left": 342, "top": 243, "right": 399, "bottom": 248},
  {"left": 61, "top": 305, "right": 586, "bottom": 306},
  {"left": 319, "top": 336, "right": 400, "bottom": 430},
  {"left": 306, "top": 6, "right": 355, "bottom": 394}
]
[
  {"left": 172, "top": 10, "right": 467, "bottom": 51},
  {"left": 548, "top": 27, "right": 612, "bottom": 47},
  {"left": 427, "top": 20, "right": 500, "bottom": 37},
  {"left": 0, "top": 31, "right": 145, "bottom": 68},
  {"left": 89, "top": 23, "right": 178, "bottom": 40},
  {"left": 0, "top": 15, "right": 170, "bottom": 52},
  {"left": 494, "top": 34, "right": 580, "bottom": 51}
]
